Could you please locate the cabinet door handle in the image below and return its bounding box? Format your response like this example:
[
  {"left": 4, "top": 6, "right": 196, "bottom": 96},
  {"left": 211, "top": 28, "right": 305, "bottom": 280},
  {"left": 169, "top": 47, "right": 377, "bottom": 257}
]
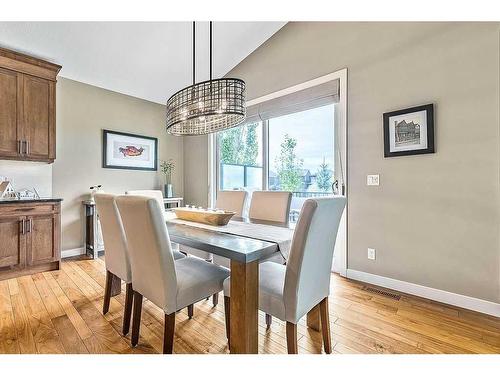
[
  {"left": 27, "top": 218, "right": 33, "bottom": 233},
  {"left": 20, "top": 219, "right": 26, "bottom": 235},
  {"left": 25, "top": 140, "right": 30, "bottom": 155},
  {"left": 18, "top": 140, "right": 23, "bottom": 154}
]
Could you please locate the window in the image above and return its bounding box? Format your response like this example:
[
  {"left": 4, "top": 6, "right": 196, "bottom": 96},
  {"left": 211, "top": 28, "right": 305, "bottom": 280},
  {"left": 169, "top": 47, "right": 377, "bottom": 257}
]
[
  {"left": 268, "top": 104, "right": 335, "bottom": 222},
  {"left": 217, "top": 122, "right": 263, "bottom": 191},
  {"left": 212, "top": 71, "right": 346, "bottom": 274},
  {"left": 216, "top": 105, "right": 335, "bottom": 223}
]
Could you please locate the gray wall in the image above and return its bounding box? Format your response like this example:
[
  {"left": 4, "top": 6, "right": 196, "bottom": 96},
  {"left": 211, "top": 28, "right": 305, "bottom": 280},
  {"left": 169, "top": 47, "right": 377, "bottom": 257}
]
[
  {"left": 54, "top": 78, "right": 184, "bottom": 251},
  {"left": 183, "top": 135, "right": 209, "bottom": 207},
  {"left": 183, "top": 22, "right": 500, "bottom": 303}
]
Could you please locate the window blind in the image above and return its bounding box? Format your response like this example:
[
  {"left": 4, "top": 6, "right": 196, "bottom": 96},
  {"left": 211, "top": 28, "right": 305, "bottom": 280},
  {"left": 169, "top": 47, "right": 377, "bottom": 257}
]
[{"left": 243, "top": 78, "right": 340, "bottom": 124}]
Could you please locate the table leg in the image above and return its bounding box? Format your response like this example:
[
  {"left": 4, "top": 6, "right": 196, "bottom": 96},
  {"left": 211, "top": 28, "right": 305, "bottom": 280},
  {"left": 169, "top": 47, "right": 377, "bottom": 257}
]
[
  {"left": 230, "top": 260, "right": 258, "bottom": 354},
  {"left": 307, "top": 304, "right": 321, "bottom": 332}
]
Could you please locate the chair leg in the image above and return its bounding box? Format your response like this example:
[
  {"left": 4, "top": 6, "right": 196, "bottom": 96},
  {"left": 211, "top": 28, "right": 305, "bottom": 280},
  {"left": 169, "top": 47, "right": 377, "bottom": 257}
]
[
  {"left": 163, "top": 312, "right": 176, "bottom": 354},
  {"left": 131, "top": 291, "right": 143, "bottom": 347},
  {"left": 122, "top": 283, "right": 133, "bottom": 335},
  {"left": 103, "top": 270, "right": 113, "bottom": 314},
  {"left": 265, "top": 314, "right": 272, "bottom": 330},
  {"left": 286, "top": 322, "right": 298, "bottom": 354},
  {"left": 319, "top": 297, "right": 332, "bottom": 354},
  {"left": 187, "top": 304, "right": 194, "bottom": 319},
  {"left": 206, "top": 259, "right": 212, "bottom": 301},
  {"left": 212, "top": 292, "right": 219, "bottom": 307},
  {"left": 205, "top": 259, "right": 212, "bottom": 305},
  {"left": 223, "top": 296, "right": 230, "bottom": 346}
]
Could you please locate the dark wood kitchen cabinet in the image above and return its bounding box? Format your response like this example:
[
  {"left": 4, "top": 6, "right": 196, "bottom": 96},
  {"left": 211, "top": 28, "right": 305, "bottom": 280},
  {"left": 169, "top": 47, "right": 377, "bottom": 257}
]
[
  {"left": 0, "top": 200, "right": 61, "bottom": 281},
  {"left": 0, "top": 47, "right": 60, "bottom": 163},
  {"left": 0, "top": 215, "right": 26, "bottom": 271}
]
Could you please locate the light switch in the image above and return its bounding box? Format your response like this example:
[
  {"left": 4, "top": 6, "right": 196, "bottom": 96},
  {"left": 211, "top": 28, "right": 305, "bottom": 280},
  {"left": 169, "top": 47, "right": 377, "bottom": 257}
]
[
  {"left": 368, "top": 248, "right": 376, "bottom": 260},
  {"left": 367, "top": 174, "right": 380, "bottom": 186}
]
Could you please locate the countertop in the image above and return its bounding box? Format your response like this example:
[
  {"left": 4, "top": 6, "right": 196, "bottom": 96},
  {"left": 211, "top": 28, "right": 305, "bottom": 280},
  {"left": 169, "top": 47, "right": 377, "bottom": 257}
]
[{"left": 0, "top": 198, "right": 63, "bottom": 204}]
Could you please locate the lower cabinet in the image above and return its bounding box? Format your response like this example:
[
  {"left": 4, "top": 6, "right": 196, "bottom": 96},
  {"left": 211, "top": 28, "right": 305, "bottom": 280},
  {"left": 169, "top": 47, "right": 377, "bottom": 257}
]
[
  {"left": 0, "top": 201, "right": 61, "bottom": 281},
  {"left": 0, "top": 216, "right": 26, "bottom": 271},
  {"left": 26, "top": 213, "right": 60, "bottom": 266}
]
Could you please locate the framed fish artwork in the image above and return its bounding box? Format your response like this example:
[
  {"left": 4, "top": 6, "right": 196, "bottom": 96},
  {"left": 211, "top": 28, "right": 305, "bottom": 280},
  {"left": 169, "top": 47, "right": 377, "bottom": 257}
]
[{"left": 102, "top": 130, "right": 158, "bottom": 171}]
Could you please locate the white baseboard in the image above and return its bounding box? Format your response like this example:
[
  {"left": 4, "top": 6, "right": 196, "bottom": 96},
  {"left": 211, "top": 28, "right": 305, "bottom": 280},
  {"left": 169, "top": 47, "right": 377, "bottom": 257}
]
[
  {"left": 346, "top": 269, "right": 500, "bottom": 318},
  {"left": 61, "top": 247, "right": 85, "bottom": 259}
]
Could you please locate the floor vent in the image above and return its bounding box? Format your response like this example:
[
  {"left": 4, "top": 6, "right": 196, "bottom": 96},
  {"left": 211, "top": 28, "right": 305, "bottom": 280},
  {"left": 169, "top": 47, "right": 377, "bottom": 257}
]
[{"left": 363, "top": 286, "right": 401, "bottom": 300}]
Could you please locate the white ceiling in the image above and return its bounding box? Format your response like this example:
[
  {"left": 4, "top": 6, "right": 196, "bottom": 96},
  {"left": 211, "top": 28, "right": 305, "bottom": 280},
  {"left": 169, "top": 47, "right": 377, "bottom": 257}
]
[{"left": 0, "top": 22, "right": 285, "bottom": 104}]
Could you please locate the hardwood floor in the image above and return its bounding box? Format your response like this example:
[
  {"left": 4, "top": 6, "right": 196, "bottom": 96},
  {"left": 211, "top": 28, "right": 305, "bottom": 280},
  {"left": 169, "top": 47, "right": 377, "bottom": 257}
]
[{"left": 0, "top": 256, "right": 499, "bottom": 354}]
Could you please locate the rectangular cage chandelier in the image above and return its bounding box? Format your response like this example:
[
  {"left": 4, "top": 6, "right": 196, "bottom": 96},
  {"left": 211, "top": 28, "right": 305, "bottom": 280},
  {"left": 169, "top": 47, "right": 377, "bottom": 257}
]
[{"left": 166, "top": 22, "right": 246, "bottom": 136}]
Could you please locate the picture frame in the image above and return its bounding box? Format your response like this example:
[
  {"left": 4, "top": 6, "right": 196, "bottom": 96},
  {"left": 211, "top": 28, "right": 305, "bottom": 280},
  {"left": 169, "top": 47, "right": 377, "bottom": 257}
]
[
  {"left": 102, "top": 129, "right": 158, "bottom": 171},
  {"left": 383, "top": 104, "right": 435, "bottom": 157}
]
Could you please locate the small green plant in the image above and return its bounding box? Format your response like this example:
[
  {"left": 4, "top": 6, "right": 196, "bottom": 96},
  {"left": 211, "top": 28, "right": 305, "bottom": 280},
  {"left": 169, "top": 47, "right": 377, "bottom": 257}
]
[{"left": 160, "top": 159, "right": 175, "bottom": 184}]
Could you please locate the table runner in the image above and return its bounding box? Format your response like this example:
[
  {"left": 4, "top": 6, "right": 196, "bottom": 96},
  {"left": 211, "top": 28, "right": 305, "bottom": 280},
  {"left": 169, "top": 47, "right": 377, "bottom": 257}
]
[{"left": 166, "top": 214, "right": 294, "bottom": 260}]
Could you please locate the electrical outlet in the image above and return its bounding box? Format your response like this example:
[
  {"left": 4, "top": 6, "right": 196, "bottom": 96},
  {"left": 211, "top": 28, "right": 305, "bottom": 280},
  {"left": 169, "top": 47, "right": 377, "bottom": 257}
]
[
  {"left": 367, "top": 174, "right": 380, "bottom": 186},
  {"left": 367, "top": 248, "right": 376, "bottom": 260}
]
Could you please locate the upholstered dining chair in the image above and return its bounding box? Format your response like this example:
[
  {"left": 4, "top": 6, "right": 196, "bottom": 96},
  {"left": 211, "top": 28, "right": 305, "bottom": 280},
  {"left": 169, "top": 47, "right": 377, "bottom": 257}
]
[
  {"left": 223, "top": 196, "right": 346, "bottom": 354},
  {"left": 215, "top": 190, "right": 248, "bottom": 216},
  {"left": 214, "top": 190, "right": 291, "bottom": 268},
  {"left": 116, "top": 195, "right": 230, "bottom": 354},
  {"left": 95, "top": 193, "right": 187, "bottom": 333},
  {"left": 125, "top": 190, "right": 165, "bottom": 212},
  {"left": 180, "top": 190, "right": 248, "bottom": 307},
  {"left": 248, "top": 191, "right": 292, "bottom": 224},
  {"left": 214, "top": 190, "right": 291, "bottom": 327},
  {"left": 127, "top": 190, "right": 213, "bottom": 269},
  {"left": 126, "top": 189, "right": 186, "bottom": 256},
  {"left": 94, "top": 193, "right": 134, "bottom": 335}
]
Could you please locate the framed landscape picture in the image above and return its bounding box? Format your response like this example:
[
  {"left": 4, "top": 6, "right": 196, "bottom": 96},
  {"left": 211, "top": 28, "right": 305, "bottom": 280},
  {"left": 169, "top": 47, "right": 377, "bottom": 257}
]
[
  {"left": 102, "top": 130, "right": 158, "bottom": 171},
  {"left": 383, "top": 104, "right": 435, "bottom": 157}
]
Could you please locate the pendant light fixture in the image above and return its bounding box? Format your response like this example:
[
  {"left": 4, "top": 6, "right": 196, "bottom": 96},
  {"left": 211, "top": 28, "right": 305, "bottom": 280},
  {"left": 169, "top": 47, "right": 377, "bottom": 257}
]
[{"left": 166, "top": 22, "right": 246, "bottom": 136}]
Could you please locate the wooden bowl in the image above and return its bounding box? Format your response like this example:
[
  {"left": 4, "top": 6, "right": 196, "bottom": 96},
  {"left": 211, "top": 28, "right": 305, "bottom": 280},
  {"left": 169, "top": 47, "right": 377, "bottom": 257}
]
[{"left": 172, "top": 207, "right": 235, "bottom": 226}]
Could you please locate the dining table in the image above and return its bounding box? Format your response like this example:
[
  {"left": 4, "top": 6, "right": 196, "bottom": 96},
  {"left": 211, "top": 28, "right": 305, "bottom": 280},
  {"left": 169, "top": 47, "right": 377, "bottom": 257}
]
[{"left": 165, "top": 213, "right": 323, "bottom": 354}]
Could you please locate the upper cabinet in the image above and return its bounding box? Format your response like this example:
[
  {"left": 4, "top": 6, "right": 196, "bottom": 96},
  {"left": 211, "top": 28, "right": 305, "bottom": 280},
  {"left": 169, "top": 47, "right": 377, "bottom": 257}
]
[
  {"left": 0, "top": 67, "right": 20, "bottom": 158},
  {"left": 0, "top": 47, "right": 61, "bottom": 163}
]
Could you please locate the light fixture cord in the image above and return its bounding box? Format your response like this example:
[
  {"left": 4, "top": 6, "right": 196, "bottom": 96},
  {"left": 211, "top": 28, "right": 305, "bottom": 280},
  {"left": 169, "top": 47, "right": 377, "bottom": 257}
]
[
  {"left": 192, "top": 21, "right": 196, "bottom": 85},
  {"left": 209, "top": 21, "right": 212, "bottom": 81}
]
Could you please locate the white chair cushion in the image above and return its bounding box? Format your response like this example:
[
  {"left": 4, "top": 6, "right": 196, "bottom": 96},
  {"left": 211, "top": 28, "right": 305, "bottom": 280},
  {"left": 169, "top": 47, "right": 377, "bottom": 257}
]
[
  {"left": 175, "top": 257, "right": 230, "bottom": 311},
  {"left": 223, "top": 261, "right": 286, "bottom": 321}
]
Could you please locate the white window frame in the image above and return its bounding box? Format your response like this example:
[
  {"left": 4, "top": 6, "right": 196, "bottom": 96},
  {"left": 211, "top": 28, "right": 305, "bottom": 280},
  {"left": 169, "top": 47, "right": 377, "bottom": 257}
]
[{"left": 208, "top": 68, "right": 348, "bottom": 276}]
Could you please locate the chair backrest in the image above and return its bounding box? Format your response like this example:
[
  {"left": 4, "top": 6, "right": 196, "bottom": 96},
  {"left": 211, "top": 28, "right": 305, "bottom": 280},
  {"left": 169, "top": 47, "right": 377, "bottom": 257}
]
[
  {"left": 248, "top": 191, "right": 292, "bottom": 224},
  {"left": 125, "top": 190, "right": 164, "bottom": 212},
  {"left": 283, "top": 197, "right": 346, "bottom": 323},
  {"left": 94, "top": 193, "right": 131, "bottom": 283},
  {"left": 215, "top": 190, "right": 248, "bottom": 217},
  {"left": 115, "top": 195, "right": 177, "bottom": 312}
]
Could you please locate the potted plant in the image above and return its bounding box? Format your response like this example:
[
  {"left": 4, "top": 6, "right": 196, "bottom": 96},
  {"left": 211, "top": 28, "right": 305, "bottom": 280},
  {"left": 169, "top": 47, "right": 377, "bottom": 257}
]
[{"left": 160, "top": 159, "right": 175, "bottom": 198}]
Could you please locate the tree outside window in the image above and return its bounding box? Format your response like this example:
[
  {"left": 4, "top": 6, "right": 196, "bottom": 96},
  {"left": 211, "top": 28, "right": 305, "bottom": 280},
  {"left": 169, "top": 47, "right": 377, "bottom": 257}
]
[
  {"left": 316, "top": 157, "right": 333, "bottom": 191},
  {"left": 274, "top": 134, "right": 303, "bottom": 192},
  {"left": 219, "top": 123, "right": 259, "bottom": 166}
]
